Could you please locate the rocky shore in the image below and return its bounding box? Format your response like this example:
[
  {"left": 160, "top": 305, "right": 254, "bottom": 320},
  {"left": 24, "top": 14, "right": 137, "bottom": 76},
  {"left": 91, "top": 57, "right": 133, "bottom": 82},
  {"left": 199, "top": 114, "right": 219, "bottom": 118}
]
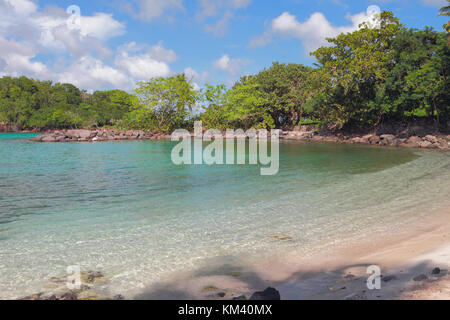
[
  {"left": 281, "top": 130, "right": 450, "bottom": 150},
  {"left": 29, "top": 127, "right": 450, "bottom": 150},
  {"left": 29, "top": 129, "right": 170, "bottom": 143}
]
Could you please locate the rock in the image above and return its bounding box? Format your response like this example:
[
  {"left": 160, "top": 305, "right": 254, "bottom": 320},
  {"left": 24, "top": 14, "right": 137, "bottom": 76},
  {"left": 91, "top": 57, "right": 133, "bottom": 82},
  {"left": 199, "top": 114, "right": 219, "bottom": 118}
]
[
  {"left": 60, "top": 292, "right": 78, "bottom": 300},
  {"left": 67, "top": 129, "right": 91, "bottom": 139},
  {"left": 344, "top": 291, "right": 367, "bottom": 300},
  {"left": 432, "top": 268, "right": 441, "bottom": 275},
  {"left": 21, "top": 292, "right": 44, "bottom": 300},
  {"left": 41, "top": 135, "right": 58, "bottom": 143},
  {"left": 419, "top": 141, "right": 433, "bottom": 149},
  {"left": 217, "top": 292, "right": 226, "bottom": 298},
  {"left": 401, "top": 136, "right": 422, "bottom": 148},
  {"left": 113, "top": 294, "right": 125, "bottom": 300},
  {"left": 361, "top": 134, "right": 373, "bottom": 144},
  {"left": 352, "top": 137, "right": 362, "bottom": 144},
  {"left": 380, "top": 134, "right": 396, "bottom": 146},
  {"left": 270, "top": 234, "right": 293, "bottom": 241},
  {"left": 382, "top": 275, "right": 397, "bottom": 283},
  {"left": 249, "top": 287, "right": 281, "bottom": 301},
  {"left": 369, "top": 135, "right": 381, "bottom": 145},
  {"left": 424, "top": 135, "right": 438, "bottom": 144},
  {"left": 232, "top": 295, "right": 247, "bottom": 301},
  {"left": 413, "top": 274, "right": 428, "bottom": 282},
  {"left": 328, "top": 286, "right": 347, "bottom": 292}
]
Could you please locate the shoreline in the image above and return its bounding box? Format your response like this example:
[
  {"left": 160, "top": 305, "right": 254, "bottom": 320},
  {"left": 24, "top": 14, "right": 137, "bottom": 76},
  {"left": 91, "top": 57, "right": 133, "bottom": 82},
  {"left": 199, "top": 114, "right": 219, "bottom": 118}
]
[
  {"left": 17, "top": 127, "right": 450, "bottom": 151},
  {"left": 132, "top": 206, "right": 449, "bottom": 300},
  {"left": 16, "top": 205, "right": 450, "bottom": 300}
]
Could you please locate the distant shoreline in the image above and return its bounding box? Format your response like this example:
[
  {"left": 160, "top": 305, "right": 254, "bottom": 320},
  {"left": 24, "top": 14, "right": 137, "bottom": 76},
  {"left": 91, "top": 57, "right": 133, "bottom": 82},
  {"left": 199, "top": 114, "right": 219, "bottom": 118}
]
[{"left": 19, "top": 127, "right": 450, "bottom": 151}]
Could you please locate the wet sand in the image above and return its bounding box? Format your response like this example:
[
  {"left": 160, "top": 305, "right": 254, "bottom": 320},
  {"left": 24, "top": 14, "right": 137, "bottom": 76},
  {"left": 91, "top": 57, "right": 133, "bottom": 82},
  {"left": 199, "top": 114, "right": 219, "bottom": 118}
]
[{"left": 134, "top": 206, "right": 450, "bottom": 300}]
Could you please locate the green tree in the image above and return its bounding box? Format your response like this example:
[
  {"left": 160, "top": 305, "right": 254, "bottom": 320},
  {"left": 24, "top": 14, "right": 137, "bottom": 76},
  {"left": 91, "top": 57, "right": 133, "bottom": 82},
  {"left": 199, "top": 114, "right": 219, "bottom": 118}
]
[
  {"left": 132, "top": 74, "right": 199, "bottom": 131},
  {"left": 311, "top": 11, "right": 406, "bottom": 129}
]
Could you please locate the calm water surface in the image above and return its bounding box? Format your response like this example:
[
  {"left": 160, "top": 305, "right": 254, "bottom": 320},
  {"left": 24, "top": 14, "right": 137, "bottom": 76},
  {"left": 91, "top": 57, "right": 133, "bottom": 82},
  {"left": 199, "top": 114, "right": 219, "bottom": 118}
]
[{"left": 0, "top": 133, "right": 449, "bottom": 299}]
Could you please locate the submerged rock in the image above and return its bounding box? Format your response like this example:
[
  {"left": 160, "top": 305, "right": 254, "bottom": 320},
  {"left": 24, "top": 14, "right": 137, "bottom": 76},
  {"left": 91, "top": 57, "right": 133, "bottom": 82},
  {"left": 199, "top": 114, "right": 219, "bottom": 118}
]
[
  {"left": 413, "top": 274, "right": 428, "bottom": 282},
  {"left": 382, "top": 275, "right": 398, "bottom": 283}
]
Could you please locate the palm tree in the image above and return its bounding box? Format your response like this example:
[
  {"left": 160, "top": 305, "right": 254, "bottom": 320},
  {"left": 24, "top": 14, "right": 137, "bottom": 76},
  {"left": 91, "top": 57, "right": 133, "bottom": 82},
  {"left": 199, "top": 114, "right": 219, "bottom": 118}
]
[
  {"left": 439, "top": 1, "right": 450, "bottom": 46},
  {"left": 439, "top": 0, "right": 450, "bottom": 16}
]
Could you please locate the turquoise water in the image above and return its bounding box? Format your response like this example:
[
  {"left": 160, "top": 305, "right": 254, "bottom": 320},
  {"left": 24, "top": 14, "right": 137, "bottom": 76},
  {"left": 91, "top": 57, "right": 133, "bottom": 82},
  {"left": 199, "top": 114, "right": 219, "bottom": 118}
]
[{"left": 0, "top": 133, "right": 449, "bottom": 299}]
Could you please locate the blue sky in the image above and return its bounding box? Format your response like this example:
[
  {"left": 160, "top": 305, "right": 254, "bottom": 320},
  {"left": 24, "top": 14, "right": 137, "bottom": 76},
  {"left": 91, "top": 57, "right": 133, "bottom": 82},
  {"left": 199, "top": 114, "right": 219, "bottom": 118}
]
[{"left": 0, "top": 0, "right": 448, "bottom": 91}]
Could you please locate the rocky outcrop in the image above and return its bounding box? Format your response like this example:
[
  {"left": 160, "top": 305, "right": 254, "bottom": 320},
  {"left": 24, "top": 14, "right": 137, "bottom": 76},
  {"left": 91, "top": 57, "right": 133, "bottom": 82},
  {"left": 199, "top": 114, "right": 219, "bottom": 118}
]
[
  {"left": 30, "top": 129, "right": 170, "bottom": 143},
  {"left": 279, "top": 131, "right": 450, "bottom": 150}
]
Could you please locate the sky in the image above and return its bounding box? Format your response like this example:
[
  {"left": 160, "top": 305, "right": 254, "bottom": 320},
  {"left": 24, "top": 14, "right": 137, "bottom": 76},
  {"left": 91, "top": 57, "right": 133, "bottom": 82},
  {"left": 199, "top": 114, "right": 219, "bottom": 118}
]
[{"left": 0, "top": 0, "right": 448, "bottom": 92}]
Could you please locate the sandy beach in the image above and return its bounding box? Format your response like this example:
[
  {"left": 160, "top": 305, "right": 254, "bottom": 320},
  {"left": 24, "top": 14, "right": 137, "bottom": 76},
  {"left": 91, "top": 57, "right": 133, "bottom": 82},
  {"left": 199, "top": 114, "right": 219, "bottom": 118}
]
[{"left": 134, "top": 206, "right": 449, "bottom": 300}]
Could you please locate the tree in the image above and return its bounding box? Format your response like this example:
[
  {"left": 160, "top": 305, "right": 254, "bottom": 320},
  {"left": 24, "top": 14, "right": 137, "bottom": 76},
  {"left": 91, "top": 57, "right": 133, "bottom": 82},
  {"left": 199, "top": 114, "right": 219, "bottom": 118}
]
[
  {"left": 311, "top": 11, "right": 406, "bottom": 129},
  {"left": 133, "top": 74, "right": 199, "bottom": 131},
  {"left": 380, "top": 28, "right": 450, "bottom": 129},
  {"left": 439, "top": 0, "right": 450, "bottom": 45}
]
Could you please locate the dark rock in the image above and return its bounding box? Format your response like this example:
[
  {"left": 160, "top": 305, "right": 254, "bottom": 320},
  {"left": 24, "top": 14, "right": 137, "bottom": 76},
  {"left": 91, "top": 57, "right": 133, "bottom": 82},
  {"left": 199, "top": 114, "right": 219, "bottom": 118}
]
[
  {"left": 249, "top": 287, "right": 281, "bottom": 301},
  {"left": 113, "top": 294, "right": 125, "bottom": 300},
  {"left": 232, "top": 295, "right": 247, "bottom": 301},
  {"left": 413, "top": 274, "right": 428, "bottom": 282},
  {"left": 217, "top": 292, "right": 226, "bottom": 298},
  {"left": 432, "top": 268, "right": 441, "bottom": 275},
  {"left": 382, "top": 275, "right": 397, "bottom": 283},
  {"left": 60, "top": 292, "right": 78, "bottom": 300}
]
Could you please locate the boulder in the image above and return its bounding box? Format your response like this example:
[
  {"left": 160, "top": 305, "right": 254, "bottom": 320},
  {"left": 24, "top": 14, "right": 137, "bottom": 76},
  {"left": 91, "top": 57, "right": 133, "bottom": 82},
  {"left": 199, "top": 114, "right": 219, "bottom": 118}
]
[
  {"left": 369, "top": 135, "right": 381, "bottom": 145},
  {"left": 419, "top": 141, "right": 433, "bottom": 149},
  {"left": 432, "top": 268, "right": 441, "bottom": 275},
  {"left": 67, "top": 129, "right": 91, "bottom": 139},
  {"left": 361, "top": 134, "right": 373, "bottom": 144},
  {"left": 424, "top": 135, "right": 439, "bottom": 144},
  {"left": 380, "top": 134, "right": 396, "bottom": 146},
  {"left": 249, "top": 287, "right": 281, "bottom": 301},
  {"left": 41, "top": 135, "right": 58, "bottom": 143}
]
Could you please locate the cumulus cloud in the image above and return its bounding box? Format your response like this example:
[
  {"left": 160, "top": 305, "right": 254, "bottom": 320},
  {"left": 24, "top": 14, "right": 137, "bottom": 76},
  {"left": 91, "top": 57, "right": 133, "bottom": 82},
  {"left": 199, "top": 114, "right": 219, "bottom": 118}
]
[
  {"left": 249, "top": 9, "right": 381, "bottom": 54},
  {"left": 115, "top": 42, "right": 178, "bottom": 81},
  {"left": 213, "top": 54, "right": 250, "bottom": 76},
  {"left": 184, "top": 67, "right": 211, "bottom": 90},
  {"left": 198, "top": 0, "right": 252, "bottom": 37},
  {"left": 0, "top": 36, "right": 49, "bottom": 78},
  {"left": 0, "top": 0, "right": 181, "bottom": 91},
  {"left": 57, "top": 55, "right": 133, "bottom": 91},
  {"left": 197, "top": 0, "right": 251, "bottom": 18},
  {"left": 125, "top": 0, "right": 184, "bottom": 22}
]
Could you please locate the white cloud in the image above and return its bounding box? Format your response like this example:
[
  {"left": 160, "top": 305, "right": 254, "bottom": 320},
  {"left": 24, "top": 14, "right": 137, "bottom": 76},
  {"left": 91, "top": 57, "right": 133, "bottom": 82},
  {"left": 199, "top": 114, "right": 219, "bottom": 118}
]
[
  {"left": 184, "top": 67, "right": 211, "bottom": 90},
  {"left": 198, "top": 0, "right": 252, "bottom": 37},
  {"left": 250, "top": 10, "right": 381, "bottom": 54},
  {"left": 126, "top": 0, "right": 184, "bottom": 22},
  {"left": 58, "top": 55, "right": 132, "bottom": 91},
  {"left": 205, "top": 11, "right": 234, "bottom": 37},
  {"left": 115, "top": 42, "right": 177, "bottom": 80},
  {"left": 148, "top": 42, "right": 178, "bottom": 63},
  {"left": 79, "top": 13, "right": 126, "bottom": 41},
  {"left": 213, "top": 54, "right": 250, "bottom": 76},
  {"left": 0, "top": 36, "right": 49, "bottom": 78},
  {"left": 197, "top": 0, "right": 251, "bottom": 18}
]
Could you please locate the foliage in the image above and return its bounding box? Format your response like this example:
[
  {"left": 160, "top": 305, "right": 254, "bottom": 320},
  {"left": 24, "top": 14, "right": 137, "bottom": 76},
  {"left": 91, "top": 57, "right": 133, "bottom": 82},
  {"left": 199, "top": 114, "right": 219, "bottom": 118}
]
[
  {"left": 1, "top": 11, "right": 448, "bottom": 133},
  {"left": 131, "top": 74, "right": 199, "bottom": 132}
]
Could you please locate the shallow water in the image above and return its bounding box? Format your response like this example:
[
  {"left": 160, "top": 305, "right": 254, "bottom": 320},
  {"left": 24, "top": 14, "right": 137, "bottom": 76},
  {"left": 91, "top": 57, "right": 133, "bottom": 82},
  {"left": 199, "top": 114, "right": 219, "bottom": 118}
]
[{"left": 0, "top": 133, "right": 449, "bottom": 299}]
